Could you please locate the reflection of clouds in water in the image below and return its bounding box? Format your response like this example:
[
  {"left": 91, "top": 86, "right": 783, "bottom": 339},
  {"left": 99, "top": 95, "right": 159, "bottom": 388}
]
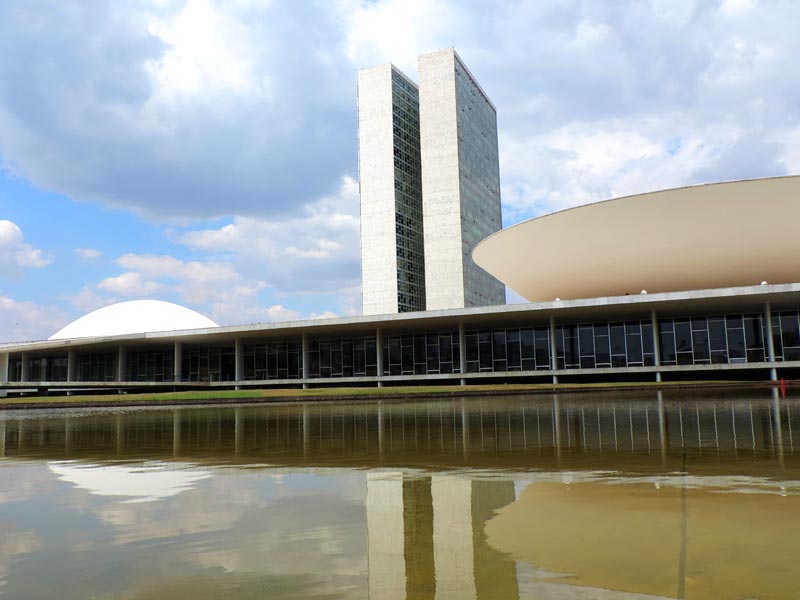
[
  {"left": 54, "top": 465, "right": 367, "bottom": 593},
  {"left": 0, "top": 524, "right": 42, "bottom": 591},
  {"left": 47, "top": 461, "right": 211, "bottom": 503},
  {"left": 286, "top": 526, "right": 344, "bottom": 556},
  {"left": 186, "top": 483, "right": 367, "bottom": 580}
]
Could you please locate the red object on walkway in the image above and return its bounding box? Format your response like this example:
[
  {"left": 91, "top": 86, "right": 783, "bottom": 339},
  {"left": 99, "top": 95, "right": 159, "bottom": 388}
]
[{"left": 780, "top": 378, "right": 786, "bottom": 398}]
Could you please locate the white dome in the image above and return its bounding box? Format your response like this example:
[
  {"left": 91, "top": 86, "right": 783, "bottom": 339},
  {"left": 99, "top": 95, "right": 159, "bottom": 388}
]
[{"left": 50, "top": 300, "right": 219, "bottom": 340}]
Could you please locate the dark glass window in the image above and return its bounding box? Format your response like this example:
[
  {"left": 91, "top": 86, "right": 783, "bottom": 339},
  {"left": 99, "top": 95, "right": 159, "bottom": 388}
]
[
  {"left": 520, "top": 329, "right": 535, "bottom": 360},
  {"left": 626, "top": 331, "right": 643, "bottom": 365},
  {"left": 727, "top": 327, "right": 745, "bottom": 361},
  {"left": 744, "top": 316, "right": 763, "bottom": 350},
  {"left": 708, "top": 319, "right": 726, "bottom": 352},
  {"left": 492, "top": 331, "right": 507, "bottom": 360},
  {"left": 659, "top": 331, "right": 676, "bottom": 365},
  {"left": 692, "top": 329, "right": 710, "bottom": 362},
  {"left": 610, "top": 324, "right": 626, "bottom": 356},
  {"left": 578, "top": 325, "right": 594, "bottom": 357},
  {"left": 594, "top": 333, "right": 610, "bottom": 366},
  {"left": 674, "top": 320, "right": 692, "bottom": 353},
  {"left": 781, "top": 314, "right": 800, "bottom": 347}
]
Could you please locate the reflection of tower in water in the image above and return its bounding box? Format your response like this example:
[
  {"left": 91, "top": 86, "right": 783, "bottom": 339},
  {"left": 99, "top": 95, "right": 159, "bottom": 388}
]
[{"left": 366, "top": 472, "right": 518, "bottom": 600}]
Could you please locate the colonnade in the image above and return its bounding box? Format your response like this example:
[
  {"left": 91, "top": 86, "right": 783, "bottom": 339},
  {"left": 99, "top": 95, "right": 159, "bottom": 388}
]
[{"left": 0, "top": 301, "right": 786, "bottom": 388}]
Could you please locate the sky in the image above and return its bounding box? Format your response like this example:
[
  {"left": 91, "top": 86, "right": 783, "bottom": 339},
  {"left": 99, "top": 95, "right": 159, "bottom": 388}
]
[{"left": 1, "top": 0, "right": 799, "bottom": 342}]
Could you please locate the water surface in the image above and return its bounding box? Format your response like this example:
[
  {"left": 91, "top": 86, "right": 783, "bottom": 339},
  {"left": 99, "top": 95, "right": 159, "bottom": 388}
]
[{"left": 1, "top": 389, "right": 798, "bottom": 599}]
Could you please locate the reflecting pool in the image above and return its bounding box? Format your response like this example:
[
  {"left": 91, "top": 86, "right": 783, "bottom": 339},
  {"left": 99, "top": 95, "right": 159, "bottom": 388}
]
[{"left": 1, "top": 388, "right": 798, "bottom": 599}]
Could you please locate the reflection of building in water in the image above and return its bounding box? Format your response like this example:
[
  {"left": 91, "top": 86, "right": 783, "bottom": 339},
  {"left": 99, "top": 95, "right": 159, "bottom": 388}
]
[
  {"left": 366, "top": 472, "right": 518, "bottom": 600},
  {"left": 48, "top": 460, "right": 210, "bottom": 503},
  {"left": 486, "top": 477, "right": 800, "bottom": 599},
  {"left": 2, "top": 394, "right": 797, "bottom": 474}
]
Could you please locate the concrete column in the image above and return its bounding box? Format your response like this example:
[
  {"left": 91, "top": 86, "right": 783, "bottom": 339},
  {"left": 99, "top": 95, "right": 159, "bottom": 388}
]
[
  {"left": 651, "top": 309, "right": 662, "bottom": 383},
  {"left": 549, "top": 316, "right": 558, "bottom": 384},
  {"left": 458, "top": 323, "right": 467, "bottom": 386},
  {"left": 234, "top": 338, "right": 244, "bottom": 390},
  {"left": 67, "top": 349, "right": 76, "bottom": 383},
  {"left": 765, "top": 302, "right": 778, "bottom": 381},
  {"left": 0, "top": 352, "right": 8, "bottom": 384},
  {"left": 173, "top": 341, "right": 182, "bottom": 382},
  {"left": 20, "top": 352, "right": 29, "bottom": 382},
  {"left": 302, "top": 333, "right": 310, "bottom": 389},
  {"left": 376, "top": 328, "right": 384, "bottom": 388},
  {"left": 117, "top": 345, "right": 126, "bottom": 382}
]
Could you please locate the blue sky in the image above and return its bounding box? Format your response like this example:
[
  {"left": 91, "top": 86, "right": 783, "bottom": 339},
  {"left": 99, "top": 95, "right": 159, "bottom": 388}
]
[{"left": 1, "top": 0, "right": 799, "bottom": 341}]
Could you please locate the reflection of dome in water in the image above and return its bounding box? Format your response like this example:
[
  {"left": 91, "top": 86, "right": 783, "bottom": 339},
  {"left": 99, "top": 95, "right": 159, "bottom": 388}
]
[
  {"left": 48, "top": 461, "right": 211, "bottom": 503},
  {"left": 50, "top": 300, "right": 219, "bottom": 340}
]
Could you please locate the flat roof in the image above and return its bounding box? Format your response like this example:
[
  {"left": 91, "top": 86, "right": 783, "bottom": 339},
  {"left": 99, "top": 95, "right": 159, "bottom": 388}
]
[{"left": 2, "top": 283, "right": 798, "bottom": 354}]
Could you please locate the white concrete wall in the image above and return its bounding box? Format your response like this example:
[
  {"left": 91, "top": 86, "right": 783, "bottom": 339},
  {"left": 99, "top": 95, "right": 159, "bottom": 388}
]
[
  {"left": 419, "top": 49, "right": 465, "bottom": 310},
  {"left": 419, "top": 49, "right": 504, "bottom": 310},
  {"left": 358, "top": 65, "right": 400, "bottom": 315}
]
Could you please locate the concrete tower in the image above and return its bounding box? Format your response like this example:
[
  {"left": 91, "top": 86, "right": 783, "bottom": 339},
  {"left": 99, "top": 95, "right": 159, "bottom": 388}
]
[
  {"left": 357, "top": 50, "right": 504, "bottom": 315},
  {"left": 358, "top": 64, "right": 426, "bottom": 316},
  {"left": 418, "top": 48, "right": 505, "bottom": 310}
]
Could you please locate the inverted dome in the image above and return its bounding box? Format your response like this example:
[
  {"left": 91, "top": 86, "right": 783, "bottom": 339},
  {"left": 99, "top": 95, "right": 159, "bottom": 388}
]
[
  {"left": 50, "top": 300, "right": 219, "bottom": 340},
  {"left": 473, "top": 176, "right": 800, "bottom": 302}
]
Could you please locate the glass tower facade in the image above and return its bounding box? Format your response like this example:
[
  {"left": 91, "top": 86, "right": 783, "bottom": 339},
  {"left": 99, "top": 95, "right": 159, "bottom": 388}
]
[{"left": 391, "top": 70, "right": 426, "bottom": 312}]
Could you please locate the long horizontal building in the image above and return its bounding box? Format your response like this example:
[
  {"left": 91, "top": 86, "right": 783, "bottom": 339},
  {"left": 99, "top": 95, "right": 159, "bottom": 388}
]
[
  {"left": 1, "top": 282, "right": 800, "bottom": 394},
  {"left": 2, "top": 177, "right": 799, "bottom": 395}
]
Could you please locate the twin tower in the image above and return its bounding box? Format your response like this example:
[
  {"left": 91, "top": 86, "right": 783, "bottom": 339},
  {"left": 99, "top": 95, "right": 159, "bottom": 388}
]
[{"left": 358, "top": 48, "right": 504, "bottom": 315}]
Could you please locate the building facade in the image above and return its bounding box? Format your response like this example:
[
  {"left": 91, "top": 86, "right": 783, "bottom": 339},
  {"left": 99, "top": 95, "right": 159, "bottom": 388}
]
[
  {"left": 418, "top": 48, "right": 504, "bottom": 310},
  {"left": 358, "top": 64, "right": 426, "bottom": 315},
  {"left": 358, "top": 49, "right": 504, "bottom": 316},
  {"left": 2, "top": 283, "right": 800, "bottom": 393}
]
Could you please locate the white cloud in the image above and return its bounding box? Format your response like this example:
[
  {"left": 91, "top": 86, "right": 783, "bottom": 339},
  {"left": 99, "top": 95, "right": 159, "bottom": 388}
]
[
  {"left": 1, "top": 0, "right": 798, "bottom": 230},
  {"left": 0, "top": 220, "right": 52, "bottom": 276},
  {"left": 181, "top": 176, "right": 360, "bottom": 296},
  {"left": 2, "top": 0, "right": 800, "bottom": 323},
  {"left": 0, "top": 0, "right": 356, "bottom": 220},
  {"left": 80, "top": 177, "right": 361, "bottom": 324},
  {"left": 345, "top": 0, "right": 459, "bottom": 75},
  {"left": 65, "top": 287, "right": 117, "bottom": 313},
  {"left": 0, "top": 295, "right": 69, "bottom": 341},
  {"left": 75, "top": 248, "right": 102, "bottom": 261},
  {"left": 97, "top": 272, "right": 167, "bottom": 296}
]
